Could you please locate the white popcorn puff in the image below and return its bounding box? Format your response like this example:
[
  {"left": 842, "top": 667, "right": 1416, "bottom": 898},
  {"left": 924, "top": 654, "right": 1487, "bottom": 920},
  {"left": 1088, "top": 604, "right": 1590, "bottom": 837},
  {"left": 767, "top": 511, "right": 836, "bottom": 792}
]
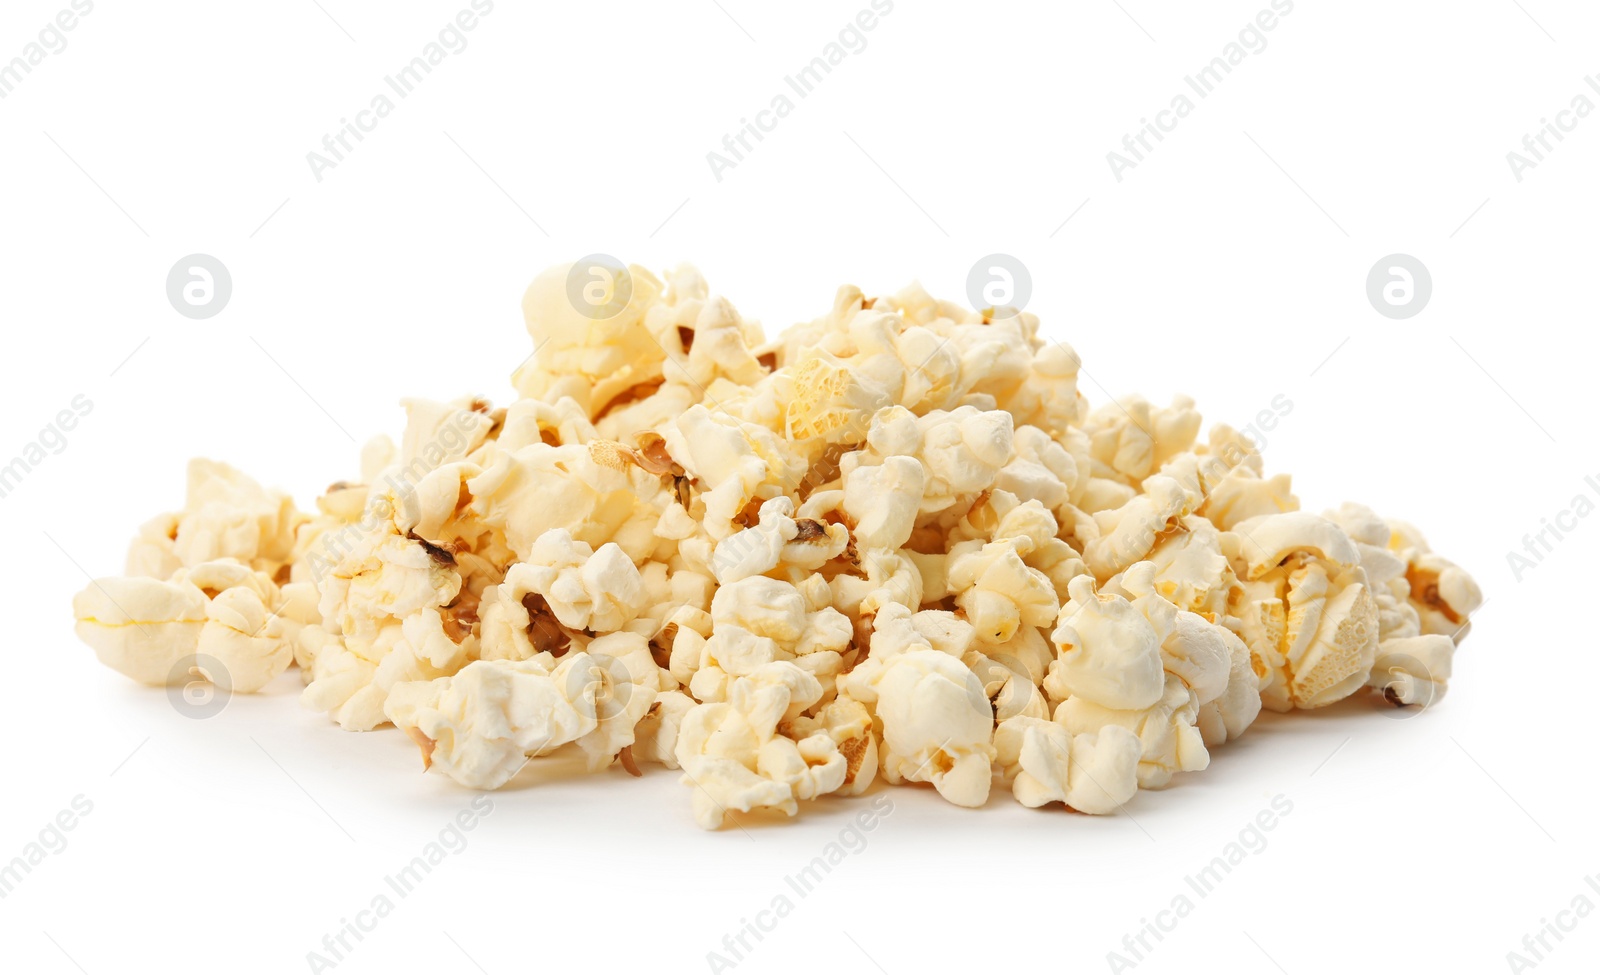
[
  {"left": 514, "top": 261, "right": 667, "bottom": 417},
  {"left": 1230, "top": 513, "right": 1381, "bottom": 711},
  {"left": 476, "top": 565, "right": 575, "bottom": 662},
  {"left": 843, "top": 456, "right": 925, "bottom": 550},
  {"left": 187, "top": 561, "right": 292, "bottom": 693},
  {"left": 71, "top": 259, "right": 1485, "bottom": 830},
  {"left": 843, "top": 613, "right": 995, "bottom": 808},
  {"left": 947, "top": 538, "right": 1059, "bottom": 646},
  {"left": 916, "top": 407, "right": 1015, "bottom": 512},
  {"left": 870, "top": 649, "right": 995, "bottom": 807},
  {"left": 125, "top": 459, "right": 304, "bottom": 580},
  {"left": 1367, "top": 633, "right": 1455, "bottom": 708},
  {"left": 674, "top": 662, "right": 848, "bottom": 829},
  {"left": 632, "top": 689, "right": 697, "bottom": 769},
  {"left": 386, "top": 655, "right": 593, "bottom": 789},
  {"left": 73, "top": 558, "right": 294, "bottom": 693},
  {"left": 783, "top": 695, "right": 879, "bottom": 797},
  {"left": 73, "top": 575, "right": 208, "bottom": 686},
  {"left": 1044, "top": 575, "right": 1166, "bottom": 711},
  {"left": 1056, "top": 673, "right": 1210, "bottom": 789},
  {"left": 519, "top": 529, "right": 644, "bottom": 633},
  {"left": 1084, "top": 475, "right": 1190, "bottom": 580},
  {"left": 1195, "top": 625, "right": 1263, "bottom": 747},
  {"left": 993, "top": 717, "right": 1141, "bottom": 814},
  {"left": 1387, "top": 523, "right": 1483, "bottom": 641}
]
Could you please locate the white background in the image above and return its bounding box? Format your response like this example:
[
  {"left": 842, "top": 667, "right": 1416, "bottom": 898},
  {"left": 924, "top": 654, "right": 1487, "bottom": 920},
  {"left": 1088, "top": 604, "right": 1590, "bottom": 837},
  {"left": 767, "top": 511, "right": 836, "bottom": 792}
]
[{"left": 2, "top": 1, "right": 1596, "bottom": 973}]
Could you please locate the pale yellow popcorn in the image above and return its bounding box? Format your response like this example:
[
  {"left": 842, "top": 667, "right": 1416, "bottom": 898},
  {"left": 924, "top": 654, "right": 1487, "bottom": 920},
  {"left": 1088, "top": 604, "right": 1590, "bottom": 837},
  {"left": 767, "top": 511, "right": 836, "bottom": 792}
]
[
  {"left": 916, "top": 407, "right": 1015, "bottom": 512},
  {"left": 674, "top": 661, "right": 848, "bottom": 829},
  {"left": 73, "top": 559, "right": 295, "bottom": 693},
  {"left": 1056, "top": 672, "right": 1209, "bottom": 789},
  {"left": 126, "top": 459, "right": 304, "bottom": 580},
  {"left": 496, "top": 396, "right": 596, "bottom": 450},
  {"left": 947, "top": 538, "right": 1059, "bottom": 646},
  {"left": 994, "top": 717, "right": 1141, "bottom": 814},
  {"left": 71, "top": 258, "right": 1486, "bottom": 830},
  {"left": 1230, "top": 513, "right": 1380, "bottom": 711},
  {"left": 1044, "top": 575, "right": 1165, "bottom": 711},
  {"left": 660, "top": 405, "right": 804, "bottom": 541},
  {"left": 518, "top": 529, "right": 643, "bottom": 633},
  {"left": 469, "top": 440, "right": 662, "bottom": 563},
  {"left": 843, "top": 456, "right": 925, "bottom": 551},
  {"left": 73, "top": 574, "right": 209, "bottom": 686},
  {"left": 864, "top": 649, "right": 996, "bottom": 808},
  {"left": 1367, "top": 633, "right": 1455, "bottom": 708},
  {"left": 783, "top": 695, "right": 879, "bottom": 797},
  {"left": 1195, "top": 625, "right": 1263, "bottom": 747},
  {"left": 831, "top": 547, "right": 925, "bottom": 617},
  {"left": 385, "top": 655, "right": 593, "bottom": 790},
  {"left": 187, "top": 561, "right": 292, "bottom": 693},
  {"left": 632, "top": 689, "right": 697, "bottom": 769},
  {"left": 389, "top": 636, "right": 658, "bottom": 788},
  {"left": 1084, "top": 475, "right": 1190, "bottom": 581},
  {"left": 708, "top": 496, "right": 848, "bottom": 584},
  {"left": 967, "top": 649, "right": 1050, "bottom": 722},
  {"left": 689, "top": 576, "right": 852, "bottom": 700},
  {"left": 513, "top": 261, "right": 667, "bottom": 418},
  {"left": 1084, "top": 395, "right": 1201, "bottom": 486},
  {"left": 842, "top": 610, "right": 995, "bottom": 808},
  {"left": 476, "top": 566, "right": 576, "bottom": 662},
  {"left": 1386, "top": 520, "right": 1483, "bottom": 641}
]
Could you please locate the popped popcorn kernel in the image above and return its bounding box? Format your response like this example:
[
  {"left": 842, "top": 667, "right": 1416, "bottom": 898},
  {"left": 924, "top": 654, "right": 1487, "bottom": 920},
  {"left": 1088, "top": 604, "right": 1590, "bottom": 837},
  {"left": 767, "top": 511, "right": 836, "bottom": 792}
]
[{"left": 70, "top": 259, "right": 1484, "bottom": 829}]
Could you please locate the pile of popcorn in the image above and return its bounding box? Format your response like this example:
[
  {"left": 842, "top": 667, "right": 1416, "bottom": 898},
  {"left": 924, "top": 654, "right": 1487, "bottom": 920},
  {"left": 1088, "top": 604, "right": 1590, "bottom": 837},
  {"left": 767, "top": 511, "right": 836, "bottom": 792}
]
[{"left": 71, "top": 261, "right": 1482, "bottom": 828}]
